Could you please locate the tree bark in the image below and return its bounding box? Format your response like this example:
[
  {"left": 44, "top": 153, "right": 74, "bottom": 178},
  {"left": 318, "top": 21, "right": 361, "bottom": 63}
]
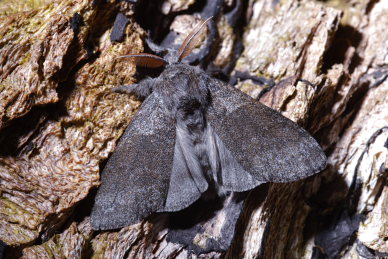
[{"left": 0, "top": 0, "right": 387, "bottom": 258}]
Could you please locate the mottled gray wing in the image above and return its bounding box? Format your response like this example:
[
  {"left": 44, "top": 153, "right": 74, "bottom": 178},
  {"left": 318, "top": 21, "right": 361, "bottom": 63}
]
[
  {"left": 91, "top": 91, "right": 199, "bottom": 230},
  {"left": 91, "top": 91, "right": 207, "bottom": 230},
  {"left": 207, "top": 80, "right": 326, "bottom": 189}
]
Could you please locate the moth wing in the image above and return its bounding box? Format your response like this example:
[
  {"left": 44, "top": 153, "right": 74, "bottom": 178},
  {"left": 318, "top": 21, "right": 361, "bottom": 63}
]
[
  {"left": 207, "top": 80, "right": 326, "bottom": 189},
  {"left": 91, "top": 92, "right": 202, "bottom": 230},
  {"left": 207, "top": 124, "right": 265, "bottom": 191},
  {"left": 161, "top": 132, "right": 208, "bottom": 212}
]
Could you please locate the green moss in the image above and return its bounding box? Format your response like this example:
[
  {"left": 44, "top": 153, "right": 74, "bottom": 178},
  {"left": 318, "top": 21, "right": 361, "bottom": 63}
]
[
  {"left": 0, "top": 197, "right": 41, "bottom": 226},
  {"left": 20, "top": 52, "right": 31, "bottom": 65},
  {"left": 0, "top": 0, "right": 52, "bottom": 16}
]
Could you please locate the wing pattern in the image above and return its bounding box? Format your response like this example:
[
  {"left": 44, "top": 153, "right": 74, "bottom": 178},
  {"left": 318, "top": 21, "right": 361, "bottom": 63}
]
[
  {"left": 207, "top": 79, "right": 326, "bottom": 186},
  {"left": 91, "top": 92, "right": 176, "bottom": 230}
]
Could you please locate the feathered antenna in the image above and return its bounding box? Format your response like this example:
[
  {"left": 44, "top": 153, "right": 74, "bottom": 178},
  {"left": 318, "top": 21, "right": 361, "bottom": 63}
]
[
  {"left": 118, "top": 16, "right": 212, "bottom": 67},
  {"left": 117, "top": 53, "right": 167, "bottom": 68},
  {"left": 177, "top": 16, "right": 213, "bottom": 62}
]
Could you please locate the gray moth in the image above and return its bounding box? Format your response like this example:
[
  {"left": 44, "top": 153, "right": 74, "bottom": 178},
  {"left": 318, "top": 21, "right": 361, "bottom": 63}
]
[{"left": 91, "top": 17, "right": 327, "bottom": 230}]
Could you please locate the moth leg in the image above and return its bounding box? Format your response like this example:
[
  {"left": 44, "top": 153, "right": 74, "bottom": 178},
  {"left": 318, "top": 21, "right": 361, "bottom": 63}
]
[
  {"left": 256, "top": 76, "right": 315, "bottom": 101},
  {"left": 229, "top": 71, "right": 275, "bottom": 88},
  {"left": 112, "top": 77, "right": 157, "bottom": 100}
]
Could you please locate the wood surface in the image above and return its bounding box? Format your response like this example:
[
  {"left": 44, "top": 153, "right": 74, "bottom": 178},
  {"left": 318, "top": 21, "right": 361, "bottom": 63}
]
[{"left": 0, "top": 0, "right": 387, "bottom": 258}]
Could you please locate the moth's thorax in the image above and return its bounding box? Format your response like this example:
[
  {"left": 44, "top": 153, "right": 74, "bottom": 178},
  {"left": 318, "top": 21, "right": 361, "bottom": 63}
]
[
  {"left": 157, "top": 63, "right": 210, "bottom": 115},
  {"left": 161, "top": 64, "right": 208, "bottom": 129}
]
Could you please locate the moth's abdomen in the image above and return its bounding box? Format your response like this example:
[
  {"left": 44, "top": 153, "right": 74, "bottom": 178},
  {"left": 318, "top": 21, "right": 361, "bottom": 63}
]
[{"left": 175, "top": 96, "right": 213, "bottom": 184}]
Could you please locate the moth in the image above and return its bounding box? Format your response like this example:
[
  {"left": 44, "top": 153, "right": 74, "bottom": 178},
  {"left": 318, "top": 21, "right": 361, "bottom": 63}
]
[{"left": 91, "top": 17, "right": 327, "bottom": 230}]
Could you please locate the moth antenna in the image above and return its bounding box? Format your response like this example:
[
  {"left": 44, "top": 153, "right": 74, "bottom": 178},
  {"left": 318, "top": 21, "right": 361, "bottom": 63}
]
[
  {"left": 117, "top": 53, "right": 167, "bottom": 68},
  {"left": 177, "top": 16, "right": 213, "bottom": 62}
]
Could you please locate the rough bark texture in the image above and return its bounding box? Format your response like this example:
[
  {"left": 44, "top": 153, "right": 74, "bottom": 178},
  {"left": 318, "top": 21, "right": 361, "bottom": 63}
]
[{"left": 1, "top": 0, "right": 387, "bottom": 258}]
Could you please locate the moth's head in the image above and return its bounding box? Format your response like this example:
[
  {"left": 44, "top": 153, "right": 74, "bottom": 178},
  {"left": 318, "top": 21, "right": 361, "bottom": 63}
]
[{"left": 117, "top": 16, "right": 212, "bottom": 69}]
